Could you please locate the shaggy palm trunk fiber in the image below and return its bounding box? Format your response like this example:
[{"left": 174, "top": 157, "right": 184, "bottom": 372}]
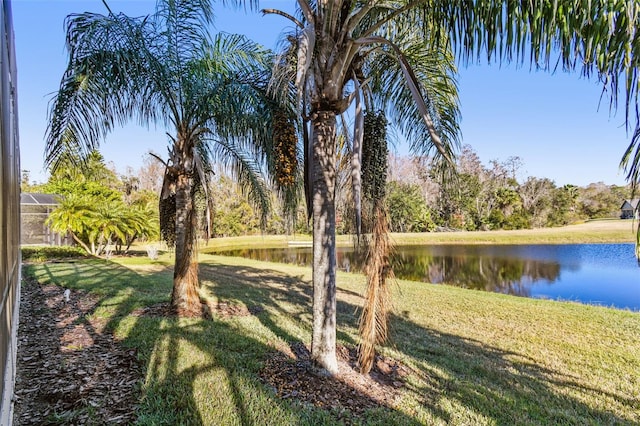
[{"left": 171, "top": 171, "right": 201, "bottom": 316}]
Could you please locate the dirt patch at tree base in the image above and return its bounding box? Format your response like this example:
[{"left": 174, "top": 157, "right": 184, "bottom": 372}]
[
  {"left": 259, "top": 342, "right": 410, "bottom": 421},
  {"left": 131, "top": 299, "right": 264, "bottom": 319}
]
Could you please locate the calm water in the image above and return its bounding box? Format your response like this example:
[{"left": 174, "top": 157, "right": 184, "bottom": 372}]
[{"left": 214, "top": 243, "right": 640, "bottom": 311}]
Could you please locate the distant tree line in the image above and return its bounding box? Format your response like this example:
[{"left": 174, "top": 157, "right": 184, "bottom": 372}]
[
  {"left": 328, "top": 145, "right": 628, "bottom": 234},
  {"left": 373, "top": 146, "right": 630, "bottom": 232},
  {"left": 23, "top": 144, "right": 631, "bottom": 244}
]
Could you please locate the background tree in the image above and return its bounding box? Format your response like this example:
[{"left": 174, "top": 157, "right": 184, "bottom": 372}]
[
  {"left": 20, "top": 170, "right": 34, "bottom": 192},
  {"left": 519, "top": 177, "right": 556, "bottom": 227},
  {"left": 388, "top": 154, "right": 440, "bottom": 208},
  {"left": 211, "top": 174, "right": 262, "bottom": 237},
  {"left": 579, "top": 182, "right": 628, "bottom": 219},
  {"left": 43, "top": 151, "right": 158, "bottom": 255},
  {"left": 137, "top": 155, "right": 165, "bottom": 194},
  {"left": 387, "top": 182, "right": 436, "bottom": 233}
]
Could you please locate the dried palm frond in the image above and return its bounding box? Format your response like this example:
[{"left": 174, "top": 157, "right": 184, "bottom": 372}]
[{"left": 358, "top": 205, "right": 393, "bottom": 374}]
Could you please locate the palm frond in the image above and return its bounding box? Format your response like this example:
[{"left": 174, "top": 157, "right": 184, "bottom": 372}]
[
  {"left": 361, "top": 32, "right": 461, "bottom": 163},
  {"left": 46, "top": 10, "right": 165, "bottom": 170},
  {"left": 207, "top": 137, "right": 272, "bottom": 227},
  {"left": 428, "top": 0, "right": 640, "bottom": 135},
  {"left": 352, "top": 74, "right": 364, "bottom": 238},
  {"left": 295, "top": 0, "right": 315, "bottom": 25},
  {"left": 261, "top": 8, "right": 304, "bottom": 28},
  {"left": 296, "top": 24, "right": 316, "bottom": 109},
  {"left": 202, "top": 32, "right": 273, "bottom": 76},
  {"left": 154, "top": 0, "right": 214, "bottom": 68},
  {"left": 268, "top": 35, "right": 300, "bottom": 115}
]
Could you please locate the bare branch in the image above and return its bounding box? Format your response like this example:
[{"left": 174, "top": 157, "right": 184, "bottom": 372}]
[
  {"left": 261, "top": 8, "right": 304, "bottom": 29},
  {"left": 296, "top": 0, "right": 315, "bottom": 26}
]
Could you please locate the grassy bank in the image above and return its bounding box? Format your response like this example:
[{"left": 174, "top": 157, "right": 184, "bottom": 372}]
[
  {"left": 390, "top": 219, "right": 637, "bottom": 245},
  {"left": 22, "top": 250, "right": 639, "bottom": 425},
  {"left": 201, "top": 220, "right": 637, "bottom": 253}
]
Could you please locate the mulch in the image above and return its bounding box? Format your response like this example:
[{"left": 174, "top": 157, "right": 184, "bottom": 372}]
[
  {"left": 13, "top": 275, "right": 410, "bottom": 424},
  {"left": 12, "top": 277, "right": 142, "bottom": 425},
  {"left": 259, "top": 342, "right": 409, "bottom": 421}
]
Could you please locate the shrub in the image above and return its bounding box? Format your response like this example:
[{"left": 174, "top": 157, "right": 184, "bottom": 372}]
[{"left": 21, "top": 246, "right": 87, "bottom": 263}]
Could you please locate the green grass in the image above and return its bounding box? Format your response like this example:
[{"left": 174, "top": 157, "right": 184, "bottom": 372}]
[
  {"left": 200, "top": 220, "right": 637, "bottom": 254},
  {"left": 388, "top": 219, "right": 637, "bottom": 245},
  {"left": 22, "top": 246, "right": 640, "bottom": 425}
]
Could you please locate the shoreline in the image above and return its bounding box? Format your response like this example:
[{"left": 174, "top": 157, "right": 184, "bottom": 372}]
[{"left": 202, "top": 219, "right": 637, "bottom": 251}]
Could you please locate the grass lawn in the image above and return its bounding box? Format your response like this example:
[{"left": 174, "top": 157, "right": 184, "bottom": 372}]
[
  {"left": 201, "top": 220, "right": 637, "bottom": 253},
  {"left": 389, "top": 219, "right": 637, "bottom": 245},
  {"left": 22, "top": 242, "right": 640, "bottom": 425}
]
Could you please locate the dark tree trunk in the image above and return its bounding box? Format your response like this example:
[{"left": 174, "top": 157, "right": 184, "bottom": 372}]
[
  {"left": 310, "top": 110, "right": 339, "bottom": 375},
  {"left": 171, "top": 141, "right": 201, "bottom": 316}
]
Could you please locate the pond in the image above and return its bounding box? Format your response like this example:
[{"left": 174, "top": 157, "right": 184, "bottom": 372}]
[{"left": 213, "top": 243, "right": 640, "bottom": 311}]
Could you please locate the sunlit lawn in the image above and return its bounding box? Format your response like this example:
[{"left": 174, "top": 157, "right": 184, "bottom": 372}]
[
  {"left": 201, "top": 219, "right": 636, "bottom": 253},
  {"left": 23, "top": 242, "right": 640, "bottom": 425},
  {"left": 389, "top": 219, "right": 637, "bottom": 245}
]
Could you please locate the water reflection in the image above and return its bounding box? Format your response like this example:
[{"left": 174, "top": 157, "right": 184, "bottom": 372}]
[
  {"left": 211, "top": 243, "right": 639, "bottom": 311},
  {"left": 393, "top": 250, "right": 561, "bottom": 297}
]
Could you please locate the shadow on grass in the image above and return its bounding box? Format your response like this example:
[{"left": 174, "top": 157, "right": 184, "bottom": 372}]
[
  {"left": 390, "top": 312, "right": 638, "bottom": 425},
  {"left": 199, "top": 260, "right": 638, "bottom": 425},
  {"left": 23, "top": 258, "right": 638, "bottom": 425},
  {"left": 198, "top": 262, "right": 359, "bottom": 347},
  {"left": 24, "top": 259, "right": 418, "bottom": 425}
]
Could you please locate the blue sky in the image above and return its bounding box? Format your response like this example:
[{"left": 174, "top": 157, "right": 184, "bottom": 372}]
[{"left": 12, "top": 0, "right": 633, "bottom": 187}]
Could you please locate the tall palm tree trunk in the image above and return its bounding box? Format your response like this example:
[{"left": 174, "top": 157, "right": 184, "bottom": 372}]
[
  {"left": 311, "top": 110, "right": 339, "bottom": 375},
  {"left": 171, "top": 160, "right": 200, "bottom": 316}
]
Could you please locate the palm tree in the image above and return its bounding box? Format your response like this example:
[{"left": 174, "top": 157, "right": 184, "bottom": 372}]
[
  {"left": 265, "top": 3, "right": 460, "bottom": 374},
  {"left": 47, "top": 192, "right": 159, "bottom": 256},
  {"left": 263, "top": 1, "right": 640, "bottom": 374},
  {"left": 46, "top": 0, "right": 281, "bottom": 315},
  {"left": 115, "top": 204, "right": 159, "bottom": 253},
  {"left": 46, "top": 194, "right": 98, "bottom": 254}
]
